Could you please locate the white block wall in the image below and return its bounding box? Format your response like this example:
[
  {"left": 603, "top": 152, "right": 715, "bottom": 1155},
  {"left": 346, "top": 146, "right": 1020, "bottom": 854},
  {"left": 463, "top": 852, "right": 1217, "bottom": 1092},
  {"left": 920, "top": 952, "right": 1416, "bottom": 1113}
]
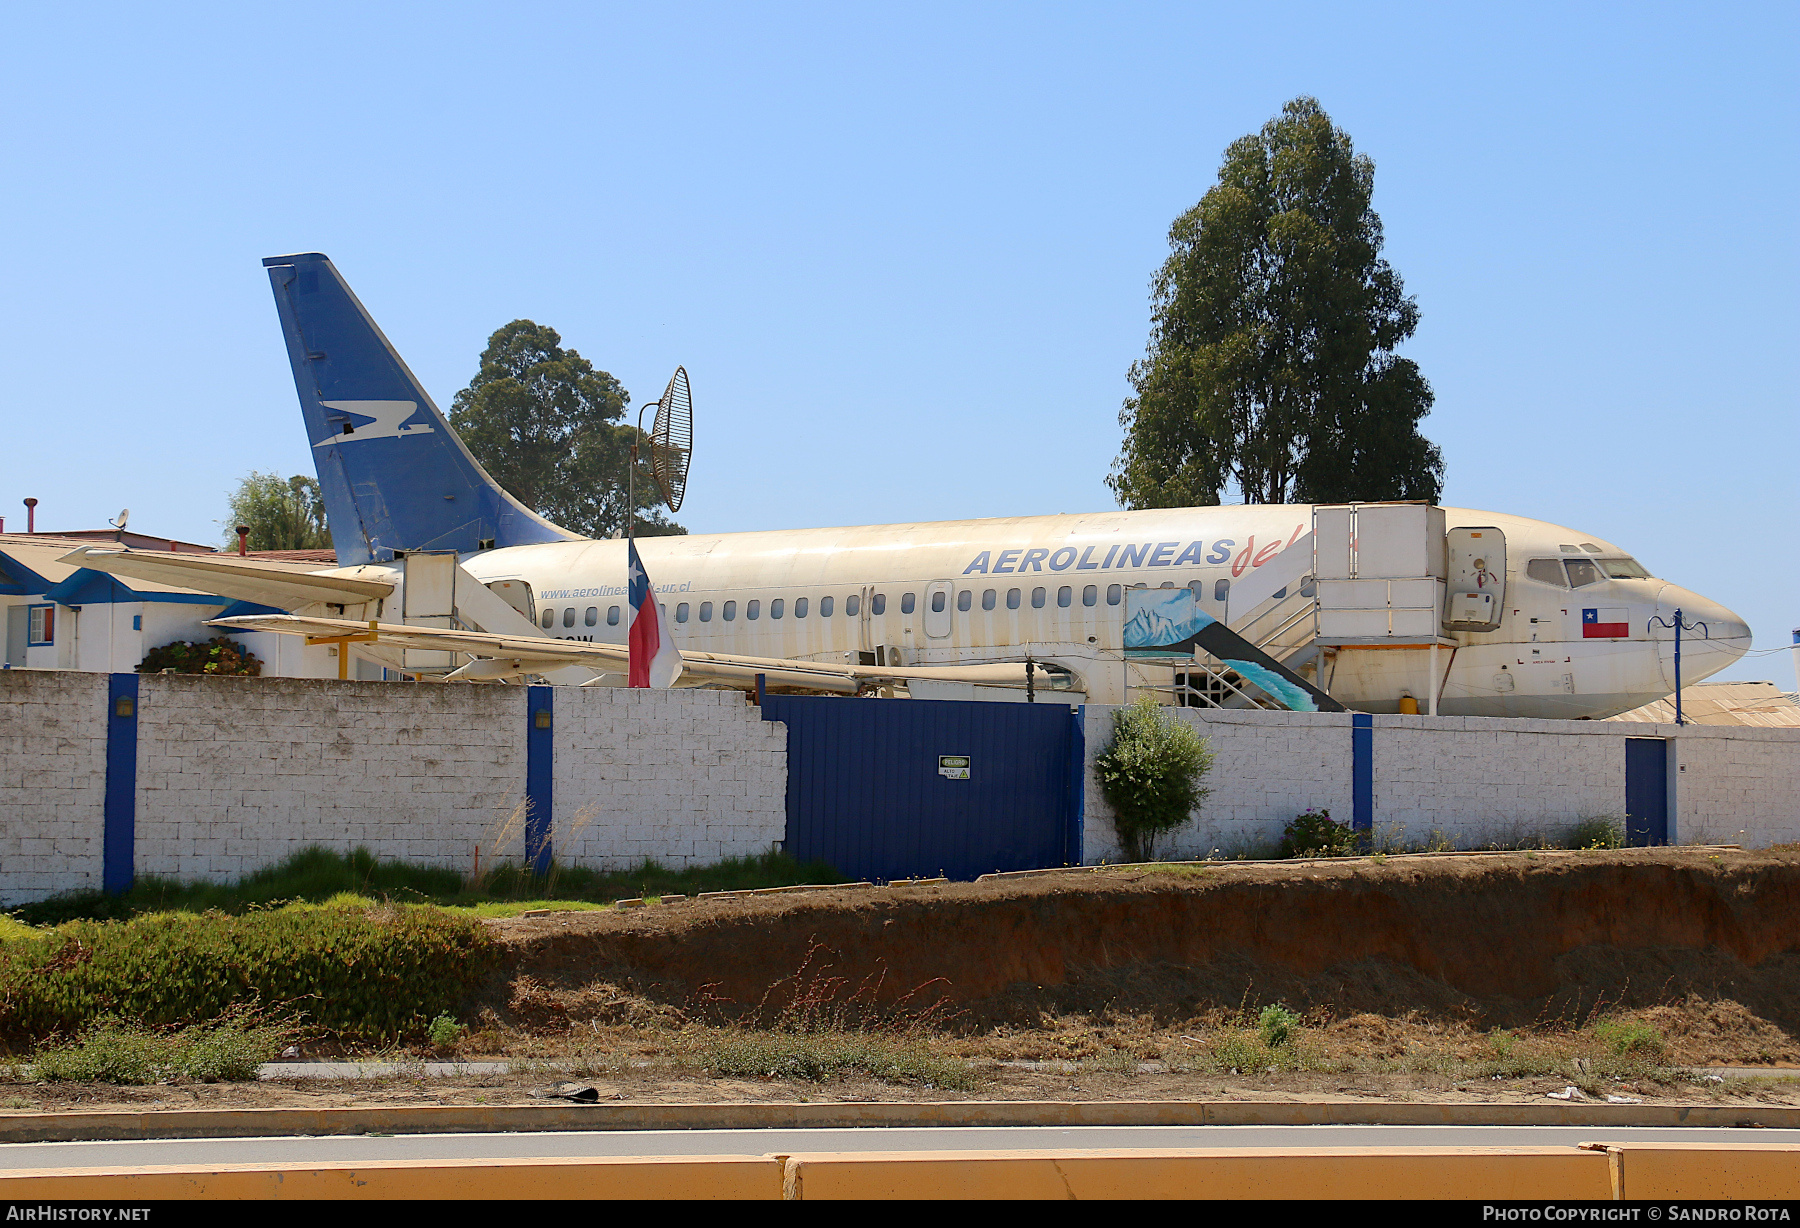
[
  {"left": 553, "top": 687, "right": 787, "bottom": 871},
  {"left": 0, "top": 671, "right": 108, "bottom": 900},
  {"left": 131, "top": 675, "right": 527, "bottom": 883},
  {"left": 1081, "top": 705, "right": 1800, "bottom": 861},
  {"left": 1081, "top": 706, "right": 1355, "bottom": 861}
]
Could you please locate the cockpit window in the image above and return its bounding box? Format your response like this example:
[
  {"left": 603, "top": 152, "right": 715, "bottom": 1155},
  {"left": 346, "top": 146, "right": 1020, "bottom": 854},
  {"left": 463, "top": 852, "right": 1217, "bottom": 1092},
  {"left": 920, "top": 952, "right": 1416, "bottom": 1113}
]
[
  {"left": 1597, "top": 557, "right": 1651, "bottom": 579},
  {"left": 1526, "top": 559, "right": 1568, "bottom": 586},
  {"left": 1564, "top": 559, "right": 1605, "bottom": 588}
]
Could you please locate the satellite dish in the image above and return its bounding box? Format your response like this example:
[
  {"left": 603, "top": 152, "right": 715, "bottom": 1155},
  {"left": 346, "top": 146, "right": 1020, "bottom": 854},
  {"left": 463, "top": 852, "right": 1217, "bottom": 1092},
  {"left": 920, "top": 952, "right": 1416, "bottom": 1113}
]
[
  {"left": 646, "top": 366, "right": 692, "bottom": 514},
  {"left": 111, "top": 509, "right": 130, "bottom": 530}
]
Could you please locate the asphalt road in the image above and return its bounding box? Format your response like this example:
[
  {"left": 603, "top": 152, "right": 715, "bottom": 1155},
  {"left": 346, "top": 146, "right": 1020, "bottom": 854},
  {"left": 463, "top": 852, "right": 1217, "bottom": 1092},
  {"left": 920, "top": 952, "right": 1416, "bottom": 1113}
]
[{"left": 0, "top": 1125, "right": 1795, "bottom": 1169}]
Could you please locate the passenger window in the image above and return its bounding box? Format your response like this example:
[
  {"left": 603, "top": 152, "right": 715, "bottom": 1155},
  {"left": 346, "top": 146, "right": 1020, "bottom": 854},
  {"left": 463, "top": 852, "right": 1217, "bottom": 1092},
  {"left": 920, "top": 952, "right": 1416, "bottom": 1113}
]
[
  {"left": 1526, "top": 559, "right": 1569, "bottom": 587},
  {"left": 1214, "top": 579, "right": 1229, "bottom": 603},
  {"left": 747, "top": 599, "right": 761, "bottom": 620},
  {"left": 820, "top": 596, "right": 834, "bottom": 617},
  {"left": 956, "top": 589, "right": 970, "bottom": 612},
  {"left": 982, "top": 589, "right": 996, "bottom": 611},
  {"left": 871, "top": 593, "right": 886, "bottom": 615},
  {"left": 1107, "top": 584, "right": 1122, "bottom": 606},
  {"left": 846, "top": 594, "right": 860, "bottom": 617},
  {"left": 795, "top": 597, "right": 808, "bottom": 618},
  {"left": 1564, "top": 559, "right": 1604, "bottom": 588},
  {"left": 1031, "top": 587, "right": 1046, "bottom": 608},
  {"left": 676, "top": 603, "right": 689, "bottom": 622},
  {"left": 541, "top": 608, "right": 555, "bottom": 629},
  {"left": 1082, "top": 584, "right": 1097, "bottom": 607},
  {"left": 1006, "top": 588, "right": 1021, "bottom": 610},
  {"left": 901, "top": 592, "right": 916, "bottom": 614},
  {"left": 563, "top": 607, "right": 576, "bottom": 628},
  {"left": 607, "top": 606, "right": 621, "bottom": 626},
  {"left": 585, "top": 607, "right": 598, "bottom": 627},
  {"left": 771, "top": 599, "right": 784, "bottom": 619},
  {"left": 1057, "top": 586, "right": 1072, "bottom": 608},
  {"left": 932, "top": 590, "right": 947, "bottom": 613},
  {"left": 699, "top": 602, "right": 713, "bottom": 622},
  {"left": 723, "top": 601, "right": 737, "bottom": 621}
]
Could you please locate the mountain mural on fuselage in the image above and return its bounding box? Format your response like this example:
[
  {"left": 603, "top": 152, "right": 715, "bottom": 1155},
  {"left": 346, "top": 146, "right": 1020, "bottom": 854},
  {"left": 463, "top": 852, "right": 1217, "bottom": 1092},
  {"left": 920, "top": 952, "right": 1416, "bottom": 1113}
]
[{"left": 463, "top": 503, "right": 1750, "bottom": 717}]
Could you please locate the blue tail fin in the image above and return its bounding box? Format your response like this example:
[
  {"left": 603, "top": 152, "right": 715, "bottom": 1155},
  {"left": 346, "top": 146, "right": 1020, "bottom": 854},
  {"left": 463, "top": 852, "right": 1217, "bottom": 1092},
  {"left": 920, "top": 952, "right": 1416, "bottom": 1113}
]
[{"left": 263, "top": 253, "right": 580, "bottom": 564}]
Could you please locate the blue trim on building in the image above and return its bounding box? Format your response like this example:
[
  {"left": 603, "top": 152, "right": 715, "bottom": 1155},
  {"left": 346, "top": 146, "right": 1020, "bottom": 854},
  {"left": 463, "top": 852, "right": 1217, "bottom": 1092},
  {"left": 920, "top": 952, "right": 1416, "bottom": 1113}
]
[
  {"left": 525, "top": 686, "right": 553, "bottom": 876},
  {"left": 1351, "top": 713, "right": 1373, "bottom": 832},
  {"left": 43, "top": 571, "right": 226, "bottom": 606},
  {"left": 215, "top": 599, "right": 289, "bottom": 619},
  {"left": 0, "top": 550, "right": 56, "bottom": 596},
  {"left": 104, "top": 674, "right": 139, "bottom": 895}
]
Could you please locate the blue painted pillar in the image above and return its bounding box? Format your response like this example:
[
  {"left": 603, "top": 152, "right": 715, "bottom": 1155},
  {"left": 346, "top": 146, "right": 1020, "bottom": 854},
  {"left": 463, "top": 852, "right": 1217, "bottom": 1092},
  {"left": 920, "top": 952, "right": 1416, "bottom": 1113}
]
[
  {"left": 103, "top": 673, "right": 139, "bottom": 895},
  {"left": 525, "top": 685, "right": 553, "bottom": 876},
  {"left": 1351, "top": 713, "right": 1373, "bottom": 833},
  {"left": 1067, "top": 705, "right": 1087, "bottom": 865}
]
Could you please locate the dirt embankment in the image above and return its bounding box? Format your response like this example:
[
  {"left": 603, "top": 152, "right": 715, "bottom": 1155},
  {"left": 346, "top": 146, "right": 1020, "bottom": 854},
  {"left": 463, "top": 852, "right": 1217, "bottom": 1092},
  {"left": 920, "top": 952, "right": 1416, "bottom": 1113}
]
[{"left": 482, "top": 847, "right": 1800, "bottom": 1031}]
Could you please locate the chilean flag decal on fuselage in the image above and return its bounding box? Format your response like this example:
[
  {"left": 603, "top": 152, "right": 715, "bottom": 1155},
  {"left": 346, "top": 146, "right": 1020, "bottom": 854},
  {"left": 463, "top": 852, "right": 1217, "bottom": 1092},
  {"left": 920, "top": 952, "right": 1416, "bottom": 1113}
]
[
  {"left": 627, "top": 540, "right": 684, "bottom": 688},
  {"left": 1582, "top": 608, "right": 1630, "bottom": 639}
]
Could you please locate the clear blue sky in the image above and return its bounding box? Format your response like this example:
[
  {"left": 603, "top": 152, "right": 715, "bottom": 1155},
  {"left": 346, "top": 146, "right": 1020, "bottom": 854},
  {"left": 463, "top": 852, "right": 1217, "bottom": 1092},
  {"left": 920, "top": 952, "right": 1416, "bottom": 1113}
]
[{"left": 2, "top": 3, "right": 1793, "bottom": 682}]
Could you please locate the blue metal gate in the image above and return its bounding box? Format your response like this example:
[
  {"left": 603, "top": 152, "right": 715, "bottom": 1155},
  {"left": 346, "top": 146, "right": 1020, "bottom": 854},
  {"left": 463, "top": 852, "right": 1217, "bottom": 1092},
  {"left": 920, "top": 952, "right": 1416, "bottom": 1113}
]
[
  {"left": 762, "top": 695, "right": 1084, "bottom": 882},
  {"left": 1624, "top": 737, "right": 1668, "bottom": 846}
]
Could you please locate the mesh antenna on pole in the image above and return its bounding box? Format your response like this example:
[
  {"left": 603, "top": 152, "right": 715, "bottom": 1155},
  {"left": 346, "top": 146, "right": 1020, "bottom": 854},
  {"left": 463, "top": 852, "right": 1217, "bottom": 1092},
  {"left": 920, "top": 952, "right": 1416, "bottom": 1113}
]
[{"left": 646, "top": 366, "right": 692, "bottom": 514}]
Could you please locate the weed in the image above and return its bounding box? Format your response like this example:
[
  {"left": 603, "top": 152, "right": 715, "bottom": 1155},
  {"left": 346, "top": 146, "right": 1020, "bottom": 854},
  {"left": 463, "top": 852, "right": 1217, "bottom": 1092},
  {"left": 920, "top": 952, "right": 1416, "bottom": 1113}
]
[
  {"left": 1488, "top": 1030, "right": 1517, "bottom": 1058},
  {"left": 1592, "top": 1018, "right": 1666, "bottom": 1057},
  {"left": 1278, "top": 810, "right": 1354, "bottom": 858},
  {"left": 427, "top": 1015, "right": 466, "bottom": 1051},
  {"left": 694, "top": 1029, "right": 977, "bottom": 1089},
  {"left": 1569, "top": 816, "right": 1625, "bottom": 850},
  {"left": 1258, "top": 1004, "right": 1300, "bottom": 1048},
  {"left": 33, "top": 1009, "right": 290, "bottom": 1084}
]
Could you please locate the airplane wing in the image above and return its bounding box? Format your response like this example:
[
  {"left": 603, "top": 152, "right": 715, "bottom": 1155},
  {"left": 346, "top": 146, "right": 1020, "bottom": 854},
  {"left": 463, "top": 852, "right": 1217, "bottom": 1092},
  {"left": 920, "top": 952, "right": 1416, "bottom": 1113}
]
[
  {"left": 206, "top": 613, "right": 1043, "bottom": 694},
  {"left": 60, "top": 547, "right": 393, "bottom": 609}
]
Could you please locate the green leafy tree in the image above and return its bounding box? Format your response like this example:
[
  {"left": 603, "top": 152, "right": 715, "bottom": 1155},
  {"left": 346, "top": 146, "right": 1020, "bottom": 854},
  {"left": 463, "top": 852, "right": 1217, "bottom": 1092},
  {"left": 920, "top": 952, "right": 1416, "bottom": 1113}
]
[
  {"left": 1093, "top": 697, "right": 1215, "bottom": 862},
  {"left": 221, "top": 473, "right": 332, "bottom": 551},
  {"left": 1110, "top": 97, "right": 1444, "bottom": 509},
  {"left": 449, "top": 321, "right": 684, "bottom": 539}
]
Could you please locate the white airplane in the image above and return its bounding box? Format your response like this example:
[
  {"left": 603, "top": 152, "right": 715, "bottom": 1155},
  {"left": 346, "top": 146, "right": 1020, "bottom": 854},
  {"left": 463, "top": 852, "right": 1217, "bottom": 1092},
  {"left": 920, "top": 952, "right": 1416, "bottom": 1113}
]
[{"left": 64, "top": 254, "right": 1750, "bottom": 718}]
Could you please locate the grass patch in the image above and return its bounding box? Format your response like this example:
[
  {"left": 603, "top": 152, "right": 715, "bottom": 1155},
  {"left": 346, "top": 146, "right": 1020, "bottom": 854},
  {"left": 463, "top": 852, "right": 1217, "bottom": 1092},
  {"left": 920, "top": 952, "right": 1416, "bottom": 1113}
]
[
  {"left": 1592, "top": 1018, "right": 1667, "bottom": 1058},
  {"left": 12, "top": 847, "right": 844, "bottom": 925},
  {"left": 693, "top": 1028, "right": 978, "bottom": 1089},
  {"left": 32, "top": 1012, "right": 289, "bottom": 1084},
  {"left": 0, "top": 899, "right": 496, "bottom": 1044}
]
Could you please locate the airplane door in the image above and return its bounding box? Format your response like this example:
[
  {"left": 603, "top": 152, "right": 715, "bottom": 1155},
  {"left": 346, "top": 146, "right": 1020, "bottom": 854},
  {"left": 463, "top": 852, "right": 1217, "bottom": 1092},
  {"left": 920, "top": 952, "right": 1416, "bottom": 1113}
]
[
  {"left": 924, "top": 580, "right": 953, "bottom": 638},
  {"left": 485, "top": 579, "right": 536, "bottom": 624}
]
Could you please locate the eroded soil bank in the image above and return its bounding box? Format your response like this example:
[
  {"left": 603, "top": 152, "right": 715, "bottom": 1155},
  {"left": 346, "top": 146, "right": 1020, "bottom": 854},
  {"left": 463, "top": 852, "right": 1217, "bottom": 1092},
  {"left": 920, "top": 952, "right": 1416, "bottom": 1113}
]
[{"left": 481, "top": 847, "right": 1800, "bottom": 1035}]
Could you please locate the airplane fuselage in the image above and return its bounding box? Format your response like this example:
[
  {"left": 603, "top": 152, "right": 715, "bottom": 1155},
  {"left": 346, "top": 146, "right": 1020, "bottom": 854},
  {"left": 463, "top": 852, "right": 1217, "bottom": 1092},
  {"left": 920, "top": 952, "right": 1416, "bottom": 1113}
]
[{"left": 450, "top": 504, "right": 1750, "bottom": 717}]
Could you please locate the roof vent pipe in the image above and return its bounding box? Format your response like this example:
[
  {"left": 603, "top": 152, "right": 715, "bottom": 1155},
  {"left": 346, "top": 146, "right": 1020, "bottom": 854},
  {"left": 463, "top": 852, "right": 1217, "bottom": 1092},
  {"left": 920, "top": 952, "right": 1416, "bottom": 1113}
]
[
  {"left": 236, "top": 525, "right": 249, "bottom": 557},
  {"left": 22, "top": 498, "right": 36, "bottom": 534}
]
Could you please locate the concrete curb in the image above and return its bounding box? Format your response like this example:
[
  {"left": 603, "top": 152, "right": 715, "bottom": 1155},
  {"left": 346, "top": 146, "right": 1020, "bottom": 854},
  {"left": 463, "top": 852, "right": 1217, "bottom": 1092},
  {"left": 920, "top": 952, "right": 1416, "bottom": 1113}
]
[{"left": 0, "top": 1099, "right": 1794, "bottom": 1143}]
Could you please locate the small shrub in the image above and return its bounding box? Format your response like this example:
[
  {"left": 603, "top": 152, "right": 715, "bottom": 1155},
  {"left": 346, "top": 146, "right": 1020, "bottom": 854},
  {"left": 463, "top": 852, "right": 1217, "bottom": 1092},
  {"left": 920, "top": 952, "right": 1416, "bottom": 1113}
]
[
  {"left": 427, "top": 1014, "right": 466, "bottom": 1050},
  {"left": 1278, "top": 809, "right": 1354, "bottom": 858},
  {"left": 1258, "top": 1004, "right": 1300, "bottom": 1048},
  {"left": 1488, "top": 1030, "right": 1517, "bottom": 1058},
  {"left": 136, "top": 637, "right": 262, "bottom": 677},
  {"left": 1593, "top": 1018, "right": 1665, "bottom": 1057},
  {"left": 1093, "top": 698, "right": 1216, "bottom": 861},
  {"left": 1569, "top": 816, "right": 1624, "bottom": 850}
]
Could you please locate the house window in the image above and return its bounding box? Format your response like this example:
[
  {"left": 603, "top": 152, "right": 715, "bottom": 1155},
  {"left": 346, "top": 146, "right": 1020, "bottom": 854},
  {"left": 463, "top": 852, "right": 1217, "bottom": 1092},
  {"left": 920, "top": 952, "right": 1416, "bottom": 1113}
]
[
  {"left": 28, "top": 605, "right": 54, "bottom": 645},
  {"left": 132, "top": 614, "right": 142, "bottom": 631}
]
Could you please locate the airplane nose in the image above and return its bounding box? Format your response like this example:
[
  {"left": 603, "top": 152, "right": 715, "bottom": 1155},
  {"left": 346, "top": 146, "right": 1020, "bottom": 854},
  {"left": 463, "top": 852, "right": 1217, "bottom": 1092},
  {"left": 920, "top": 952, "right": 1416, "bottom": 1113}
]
[{"left": 1650, "top": 583, "right": 1751, "bottom": 690}]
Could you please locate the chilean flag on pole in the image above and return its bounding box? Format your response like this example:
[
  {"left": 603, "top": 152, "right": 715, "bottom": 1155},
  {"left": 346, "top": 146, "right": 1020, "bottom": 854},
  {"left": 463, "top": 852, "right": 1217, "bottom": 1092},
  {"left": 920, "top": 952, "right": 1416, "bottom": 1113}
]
[{"left": 627, "top": 540, "right": 683, "bottom": 688}]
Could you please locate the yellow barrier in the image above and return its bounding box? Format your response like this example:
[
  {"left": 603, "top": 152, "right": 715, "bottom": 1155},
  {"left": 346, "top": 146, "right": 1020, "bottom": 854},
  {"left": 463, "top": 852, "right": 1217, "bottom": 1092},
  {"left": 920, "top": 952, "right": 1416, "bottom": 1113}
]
[
  {"left": 1586, "top": 1142, "right": 1800, "bottom": 1200},
  {"left": 0, "top": 1155, "right": 785, "bottom": 1201},
  {"left": 1, "top": 1144, "right": 1793, "bottom": 1200},
  {"left": 780, "top": 1148, "right": 1613, "bottom": 1200}
]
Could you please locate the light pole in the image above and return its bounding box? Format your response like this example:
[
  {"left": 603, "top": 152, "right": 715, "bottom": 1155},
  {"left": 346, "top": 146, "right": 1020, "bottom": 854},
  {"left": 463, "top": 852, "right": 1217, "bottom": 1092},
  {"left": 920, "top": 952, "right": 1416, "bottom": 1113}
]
[{"left": 1647, "top": 608, "right": 1709, "bottom": 726}]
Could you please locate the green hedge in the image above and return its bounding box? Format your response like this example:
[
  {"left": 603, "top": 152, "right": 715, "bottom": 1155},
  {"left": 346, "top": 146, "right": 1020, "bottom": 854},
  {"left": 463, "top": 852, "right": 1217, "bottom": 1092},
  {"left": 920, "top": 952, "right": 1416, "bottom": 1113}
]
[{"left": 0, "top": 902, "right": 497, "bottom": 1043}]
